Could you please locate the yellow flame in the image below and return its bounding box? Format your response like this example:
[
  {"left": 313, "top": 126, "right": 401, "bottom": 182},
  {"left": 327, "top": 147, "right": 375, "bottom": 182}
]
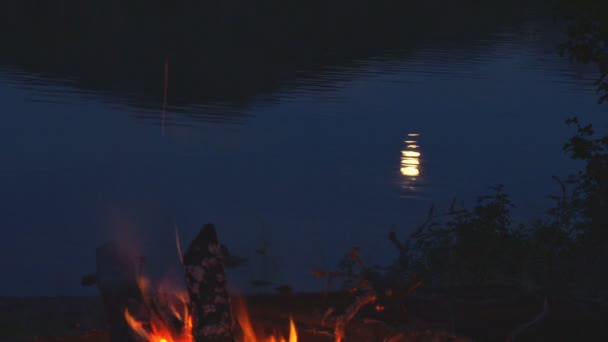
[
  {"left": 125, "top": 275, "right": 193, "bottom": 342},
  {"left": 125, "top": 308, "right": 151, "bottom": 341},
  {"left": 289, "top": 319, "right": 297, "bottom": 342}
]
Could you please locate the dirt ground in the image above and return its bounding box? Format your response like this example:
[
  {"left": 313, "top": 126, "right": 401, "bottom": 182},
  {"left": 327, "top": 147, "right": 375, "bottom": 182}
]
[
  {"left": 2, "top": 289, "right": 608, "bottom": 342},
  {"left": 0, "top": 296, "right": 107, "bottom": 342}
]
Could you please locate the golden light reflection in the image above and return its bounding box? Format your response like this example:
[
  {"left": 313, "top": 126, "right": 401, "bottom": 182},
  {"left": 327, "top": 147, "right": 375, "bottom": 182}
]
[
  {"left": 400, "top": 166, "right": 420, "bottom": 177},
  {"left": 401, "top": 151, "right": 421, "bottom": 158},
  {"left": 401, "top": 157, "right": 419, "bottom": 165},
  {"left": 400, "top": 133, "right": 421, "bottom": 179}
]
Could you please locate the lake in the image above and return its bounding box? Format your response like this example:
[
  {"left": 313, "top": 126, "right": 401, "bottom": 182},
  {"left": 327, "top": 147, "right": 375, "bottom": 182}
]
[{"left": 0, "top": 0, "right": 607, "bottom": 295}]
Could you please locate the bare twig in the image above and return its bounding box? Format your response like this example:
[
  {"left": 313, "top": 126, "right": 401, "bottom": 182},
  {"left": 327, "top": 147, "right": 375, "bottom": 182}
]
[
  {"left": 175, "top": 223, "right": 184, "bottom": 265},
  {"left": 388, "top": 227, "right": 407, "bottom": 255},
  {"left": 301, "top": 327, "right": 335, "bottom": 338},
  {"left": 505, "top": 297, "right": 550, "bottom": 342},
  {"left": 317, "top": 245, "right": 424, "bottom": 342},
  {"left": 321, "top": 307, "right": 336, "bottom": 326},
  {"left": 347, "top": 248, "right": 367, "bottom": 274},
  {"left": 363, "top": 318, "right": 390, "bottom": 327},
  {"left": 334, "top": 291, "right": 378, "bottom": 342},
  {"left": 552, "top": 175, "right": 567, "bottom": 200}
]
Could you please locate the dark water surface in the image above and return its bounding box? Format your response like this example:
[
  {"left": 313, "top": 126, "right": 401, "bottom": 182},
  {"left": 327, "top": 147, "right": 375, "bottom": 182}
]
[{"left": 1, "top": 1, "right": 607, "bottom": 295}]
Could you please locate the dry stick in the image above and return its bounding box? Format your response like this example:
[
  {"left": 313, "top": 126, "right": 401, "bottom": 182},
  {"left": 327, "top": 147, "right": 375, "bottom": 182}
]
[
  {"left": 319, "top": 246, "right": 424, "bottom": 341},
  {"left": 347, "top": 247, "right": 367, "bottom": 275},
  {"left": 302, "top": 327, "right": 335, "bottom": 338},
  {"left": 183, "top": 223, "right": 234, "bottom": 342},
  {"left": 334, "top": 291, "right": 378, "bottom": 342},
  {"left": 388, "top": 230, "right": 407, "bottom": 254},
  {"left": 333, "top": 248, "right": 378, "bottom": 342},
  {"left": 505, "top": 297, "right": 549, "bottom": 342},
  {"left": 175, "top": 222, "right": 184, "bottom": 265}
]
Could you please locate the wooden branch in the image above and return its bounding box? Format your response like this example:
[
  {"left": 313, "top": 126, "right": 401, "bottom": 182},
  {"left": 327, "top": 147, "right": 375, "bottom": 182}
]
[
  {"left": 505, "top": 297, "right": 549, "bottom": 342},
  {"left": 388, "top": 230, "right": 407, "bottom": 255},
  {"left": 183, "top": 223, "right": 234, "bottom": 342},
  {"left": 334, "top": 291, "right": 377, "bottom": 342},
  {"left": 346, "top": 248, "right": 367, "bottom": 275}
]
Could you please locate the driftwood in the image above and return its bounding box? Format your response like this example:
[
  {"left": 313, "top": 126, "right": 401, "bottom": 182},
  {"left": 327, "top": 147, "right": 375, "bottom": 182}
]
[{"left": 183, "top": 223, "right": 234, "bottom": 342}]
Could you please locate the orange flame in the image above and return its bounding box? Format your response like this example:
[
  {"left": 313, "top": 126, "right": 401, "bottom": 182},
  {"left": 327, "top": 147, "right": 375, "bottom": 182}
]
[
  {"left": 262, "top": 318, "right": 296, "bottom": 342},
  {"left": 125, "top": 277, "right": 297, "bottom": 342},
  {"left": 125, "top": 233, "right": 295, "bottom": 342},
  {"left": 233, "top": 294, "right": 297, "bottom": 342},
  {"left": 124, "top": 275, "right": 193, "bottom": 342}
]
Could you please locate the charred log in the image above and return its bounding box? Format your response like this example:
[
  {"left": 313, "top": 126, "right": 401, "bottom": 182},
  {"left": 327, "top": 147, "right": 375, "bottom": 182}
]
[{"left": 183, "top": 223, "right": 234, "bottom": 342}]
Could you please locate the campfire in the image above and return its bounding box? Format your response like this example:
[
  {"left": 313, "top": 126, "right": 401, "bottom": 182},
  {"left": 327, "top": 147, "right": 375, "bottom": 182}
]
[
  {"left": 122, "top": 282, "right": 298, "bottom": 342},
  {"left": 90, "top": 223, "right": 476, "bottom": 342},
  {"left": 96, "top": 224, "right": 298, "bottom": 342},
  {"left": 91, "top": 223, "right": 421, "bottom": 342},
  {"left": 74, "top": 218, "right": 606, "bottom": 342}
]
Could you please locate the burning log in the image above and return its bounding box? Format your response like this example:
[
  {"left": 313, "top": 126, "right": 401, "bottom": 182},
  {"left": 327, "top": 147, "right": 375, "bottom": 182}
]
[{"left": 183, "top": 223, "right": 234, "bottom": 342}]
